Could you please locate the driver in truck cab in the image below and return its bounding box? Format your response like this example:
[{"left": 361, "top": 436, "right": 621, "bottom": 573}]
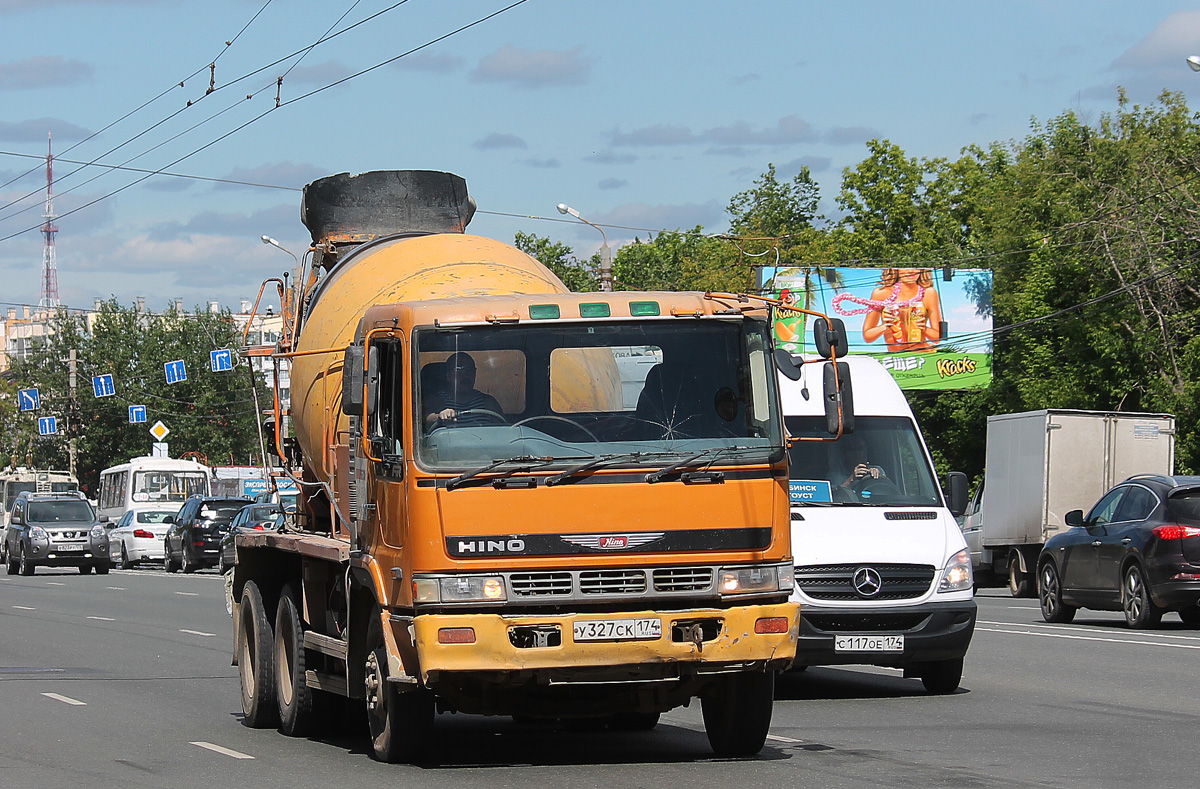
[{"left": 423, "top": 352, "right": 506, "bottom": 429}]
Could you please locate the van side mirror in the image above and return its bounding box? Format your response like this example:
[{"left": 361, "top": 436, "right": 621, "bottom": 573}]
[
  {"left": 1064, "top": 509, "right": 1084, "bottom": 527},
  {"left": 341, "top": 344, "right": 364, "bottom": 415},
  {"left": 946, "top": 471, "right": 968, "bottom": 517},
  {"left": 773, "top": 348, "right": 802, "bottom": 381},
  {"left": 822, "top": 361, "right": 854, "bottom": 435},
  {"left": 813, "top": 317, "right": 847, "bottom": 359}
]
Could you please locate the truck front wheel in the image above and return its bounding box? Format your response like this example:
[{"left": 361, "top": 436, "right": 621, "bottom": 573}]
[
  {"left": 238, "top": 580, "right": 279, "bottom": 728},
  {"left": 700, "top": 671, "right": 774, "bottom": 757},
  {"left": 364, "top": 607, "right": 433, "bottom": 763}
]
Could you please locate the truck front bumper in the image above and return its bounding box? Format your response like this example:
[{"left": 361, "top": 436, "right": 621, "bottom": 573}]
[
  {"left": 791, "top": 599, "right": 976, "bottom": 668},
  {"left": 397, "top": 602, "right": 799, "bottom": 683}
]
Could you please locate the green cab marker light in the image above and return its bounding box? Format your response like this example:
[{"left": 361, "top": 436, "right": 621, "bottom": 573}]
[
  {"left": 529, "top": 304, "right": 560, "bottom": 320},
  {"left": 579, "top": 302, "right": 611, "bottom": 318},
  {"left": 629, "top": 301, "right": 660, "bottom": 316}
]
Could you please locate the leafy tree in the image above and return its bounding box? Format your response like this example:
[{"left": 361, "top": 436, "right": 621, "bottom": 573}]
[
  {"left": 612, "top": 228, "right": 744, "bottom": 292},
  {"left": 514, "top": 231, "right": 599, "bottom": 292}
]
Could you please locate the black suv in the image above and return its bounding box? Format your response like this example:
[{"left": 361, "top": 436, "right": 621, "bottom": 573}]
[
  {"left": 3, "top": 491, "right": 111, "bottom": 575},
  {"left": 164, "top": 495, "right": 251, "bottom": 573}
]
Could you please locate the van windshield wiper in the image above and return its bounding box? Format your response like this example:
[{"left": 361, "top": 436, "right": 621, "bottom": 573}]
[
  {"left": 544, "top": 452, "right": 652, "bottom": 487},
  {"left": 445, "top": 456, "right": 555, "bottom": 491},
  {"left": 644, "top": 446, "right": 758, "bottom": 484}
]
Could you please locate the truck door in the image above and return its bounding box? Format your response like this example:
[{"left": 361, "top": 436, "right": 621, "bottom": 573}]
[{"left": 1094, "top": 484, "right": 1158, "bottom": 601}]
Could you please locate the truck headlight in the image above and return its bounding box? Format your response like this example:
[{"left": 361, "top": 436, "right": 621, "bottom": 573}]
[
  {"left": 938, "top": 549, "right": 973, "bottom": 593},
  {"left": 413, "top": 575, "right": 507, "bottom": 604},
  {"left": 719, "top": 566, "right": 778, "bottom": 595}
]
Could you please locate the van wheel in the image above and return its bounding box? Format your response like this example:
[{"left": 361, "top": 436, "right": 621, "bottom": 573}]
[
  {"left": 275, "top": 584, "right": 316, "bottom": 736},
  {"left": 919, "top": 658, "right": 963, "bottom": 694},
  {"left": 701, "top": 671, "right": 774, "bottom": 757},
  {"left": 1007, "top": 553, "right": 1032, "bottom": 598},
  {"left": 238, "top": 580, "right": 279, "bottom": 728},
  {"left": 364, "top": 606, "right": 434, "bottom": 763}
]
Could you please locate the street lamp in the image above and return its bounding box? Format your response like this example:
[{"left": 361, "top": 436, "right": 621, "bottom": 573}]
[
  {"left": 261, "top": 234, "right": 298, "bottom": 265},
  {"left": 1188, "top": 55, "right": 1200, "bottom": 72},
  {"left": 557, "top": 203, "right": 612, "bottom": 292}
]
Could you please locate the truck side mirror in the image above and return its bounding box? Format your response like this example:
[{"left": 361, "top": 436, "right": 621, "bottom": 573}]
[
  {"left": 1064, "top": 509, "right": 1084, "bottom": 527},
  {"left": 365, "top": 344, "right": 379, "bottom": 419},
  {"left": 946, "top": 471, "right": 968, "bottom": 517},
  {"left": 813, "top": 317, "right": 847, "bottom": 359},
  {"left": 341, "top": 344, "right": 364, "bottom": 415},
  {"left": 774, "top": 348, "right": 802, "bottom": 381},
  {"left": 822, "top": 361, "right": 854, "bottom": 435}
]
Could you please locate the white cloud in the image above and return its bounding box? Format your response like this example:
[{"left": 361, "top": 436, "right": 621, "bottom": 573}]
[
  {"left": 393, "top": 52, "right": 464, "bottom": 74},
  {"left": 1113, "top": 11, "right": 1200, "bottom": 70},
  {"left": 0, "top": 56, "right": 91, "bottom": 90},
  {"left": 472, "top": 133, "right": 527, "bottom": 151},
  {"left": 0, "top": 117, "right": 91, "bottom": 142},
  {"left": 471, "top": 45, "right": 594, "bottom": 88}
]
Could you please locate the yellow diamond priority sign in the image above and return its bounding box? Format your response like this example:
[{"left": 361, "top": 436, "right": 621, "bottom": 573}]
[{"left": 149, "top": 420, "right": 170, "bottom": 441}]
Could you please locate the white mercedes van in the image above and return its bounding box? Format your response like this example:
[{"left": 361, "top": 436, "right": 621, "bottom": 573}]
[{"left": 780, "top": 355, "right": 975, "bottom": 693}]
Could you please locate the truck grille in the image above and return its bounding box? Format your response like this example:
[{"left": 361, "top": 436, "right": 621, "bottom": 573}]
[
  {"left": 794, "top": 563, "right": 935, "bottom": 601},
  {"left": 653, "top": 567, "right": 714, "bottom": 592},
  {"left": 580, "top": 569, "right": 646, "bottom": 594},
  {"left": 509, "top": 572, "right": 572, "bottom": 597},
  {"left": 493, "top": 564, "right": 754, "bottom": 603}
]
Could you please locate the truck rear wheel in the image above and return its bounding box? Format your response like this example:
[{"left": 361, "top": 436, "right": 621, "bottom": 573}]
[
  {"left": 1007, "top": 552, "right": 1032, "bottom": 598},
  {"left": 364, "top": 606, "right": 433, "bottom": 763},
  {"left": 275, "top": 584, "right": 316, "bottom": 736},
  {"left": 238, "top": 580, "right": 279, "bottom": 728},
  {"left": 700, "top": 671, "right": 774, "bottom": 757}
]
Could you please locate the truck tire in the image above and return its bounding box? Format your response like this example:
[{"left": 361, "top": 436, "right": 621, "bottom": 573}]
[
  {"left": 1007, "top": 551, "right": 1032, "bottom": 598},
  {"left": 919, "top": 658, "right": 963, "bottom": 694},
  {"left": 238, "top": 580, "right": 279, "bottom": 728},
  {"left": 1038, "top": 561, "right": 1076, "bottom": 623},
  {"left": 275, "top": 584, "right": 316, "bottom": 736},
  {"left": 700, "top": 670, "right": 774, "bottom": 757},
  {"left": 364, "top": 606, "right": 433, "bottom": 763},
  {"left": 1122, "top": 564, "right": 1163, "bottom": 629}
]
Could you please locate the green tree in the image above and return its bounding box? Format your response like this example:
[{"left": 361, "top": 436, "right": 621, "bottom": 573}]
[
  {"left": 513, "top": 231, "right": 599, "bottom": 292},
  {"left": 611, "top": 227, "right": 743, "bottom": 292}
]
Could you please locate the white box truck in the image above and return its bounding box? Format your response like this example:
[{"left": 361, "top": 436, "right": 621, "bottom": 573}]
[
  {"left": 961, "top": 409, "right": 1175, "bottom": 597},
  {"left": 780, "top": 355, "right": 975, "bottom": 694}
]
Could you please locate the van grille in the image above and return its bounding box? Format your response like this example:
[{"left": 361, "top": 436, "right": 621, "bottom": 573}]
[
  {"left": 883, "top": 511, "right": 938, "bottom": 520},
  {"left": 794, "top": 563, "right": 935, "bottom": 601}
]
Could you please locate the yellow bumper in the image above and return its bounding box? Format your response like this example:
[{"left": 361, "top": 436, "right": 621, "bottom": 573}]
[{"left": 398, "top": 602, "right": 799, "bottom": 682}]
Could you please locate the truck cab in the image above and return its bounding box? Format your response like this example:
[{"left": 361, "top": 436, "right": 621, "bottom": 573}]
[{"left": 780, "top": 355, "right": 975, "bottom": 693}]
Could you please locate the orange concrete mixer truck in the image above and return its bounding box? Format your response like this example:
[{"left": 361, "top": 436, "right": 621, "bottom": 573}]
[{"left": 229, "top": 170, "right": 852, "bottom": 762}]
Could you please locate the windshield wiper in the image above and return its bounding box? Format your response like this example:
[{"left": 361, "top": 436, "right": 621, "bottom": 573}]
[
  {"left": 544, "top": 452, "right": 649, "bottom": 487},
  {"left": 445, "top": 456, "right": 554, "bottom": 491},
  {"left": 644, "top": 446, "right": 758, "bottom": 484}
]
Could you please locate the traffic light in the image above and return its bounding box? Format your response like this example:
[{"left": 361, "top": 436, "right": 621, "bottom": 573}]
[{"left": 65, "top": 399, "right": 83, "bottom": 437}]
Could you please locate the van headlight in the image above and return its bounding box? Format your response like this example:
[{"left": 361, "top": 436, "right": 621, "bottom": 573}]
[{"left": 938, "top": 549, "right": 973, "bottom": 593}]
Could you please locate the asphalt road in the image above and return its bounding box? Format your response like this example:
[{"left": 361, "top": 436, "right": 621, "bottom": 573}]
[{"left": 2, "top": 568, "right": 1196, "bottom": 789}]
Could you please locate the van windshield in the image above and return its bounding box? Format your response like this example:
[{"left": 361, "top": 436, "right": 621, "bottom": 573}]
[
  {"left": 132, "top": 471, "right": 209, "bottom": 503},
  {"left": 785, "top": 416, "right": 942, "bottom": 507}
]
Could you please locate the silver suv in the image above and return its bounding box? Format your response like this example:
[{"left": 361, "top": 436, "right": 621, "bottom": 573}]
[{"left": 2, "top": 491, "right": 111, "bottom": 575}]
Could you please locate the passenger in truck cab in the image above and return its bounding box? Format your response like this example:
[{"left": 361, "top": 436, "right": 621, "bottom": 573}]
[{"left": 423, "top": 352, "right": 506, "bottom": 429}]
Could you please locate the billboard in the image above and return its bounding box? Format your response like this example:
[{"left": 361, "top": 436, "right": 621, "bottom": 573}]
[{"left": 763, "top": 266, "right": 993, "bottom": 390}]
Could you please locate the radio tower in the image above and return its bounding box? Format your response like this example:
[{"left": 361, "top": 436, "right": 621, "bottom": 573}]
[{"left": 39, "top": 131, "right": 60, "bottom": 308}]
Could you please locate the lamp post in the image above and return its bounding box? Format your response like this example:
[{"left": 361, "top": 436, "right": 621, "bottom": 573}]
[
  {"left": 1188, "top": 55, "right": 1200, "bottom": 72},
  {"left": 557, "top": 203, "right": 612, "bottom": 291}
]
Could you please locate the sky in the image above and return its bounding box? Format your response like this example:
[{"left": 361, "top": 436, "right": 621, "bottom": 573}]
[{"left": 2, "top": 0, "right": 1200, "bottom": 315}]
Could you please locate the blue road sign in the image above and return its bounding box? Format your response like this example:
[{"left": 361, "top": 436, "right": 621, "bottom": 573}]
[
  {"left": 129, "top": 405, "right": 147, "bottom": 424},
  {"left": 165, "top": 360, "right": 187, "bottom": 384},
  {"left": 210, "top": 348, "right": 234, "bottom": 372},
  {"left": 38, "top": 416, "right": 57, "bottom": 436},
  {"left": 92, "top": 374, "right": 115, "bottom": 398},
  {"left": 18, "top": 388, "right": 40, "bottom": 411}
]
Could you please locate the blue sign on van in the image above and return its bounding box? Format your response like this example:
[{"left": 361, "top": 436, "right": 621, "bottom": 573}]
[{"left": 789, "top": 479, "right": 832, "bottom": 504}]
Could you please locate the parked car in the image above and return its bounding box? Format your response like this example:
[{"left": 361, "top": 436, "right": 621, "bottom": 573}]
[
  {"left": 163, "top": 495, "right": 251, "bottom": 573},
  {"left": 1037, "top": 474, "right": 1200, "bottom": 629},
  {"left": 109, "top": 507, "right": 178, "bottom": 569},
  {"left": 3, "top": 490, "right": 111, "bottom": 575},
  {"left": 217, "top": 504, "right": 282, "bottom": 573}
]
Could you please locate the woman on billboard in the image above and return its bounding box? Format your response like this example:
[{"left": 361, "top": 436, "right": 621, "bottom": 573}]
[{"left": 836, "top": 268, "right": 943, "bottom": 353}]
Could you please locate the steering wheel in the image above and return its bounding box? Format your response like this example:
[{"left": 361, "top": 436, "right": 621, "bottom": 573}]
[
  {"left": 513, "top": 415, "right": 599, "bottom": 442},
  {"left": 452, "top": 408, "right": 508, "bottom": 424},
  {"left": 852, "top": 475, "right": 899, "bottom": 497}
]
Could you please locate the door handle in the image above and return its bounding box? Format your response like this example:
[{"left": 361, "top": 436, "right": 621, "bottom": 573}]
[
  {"left": 1121, "top": 538, "right": 1132, "bottom": 545},
  {"left": 1091, "top": 540, "right": 1102, "bottom": 546}
]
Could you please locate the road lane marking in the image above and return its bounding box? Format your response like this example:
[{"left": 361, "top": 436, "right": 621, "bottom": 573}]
[
  {"left": 191, "top": 742, "right": 253, "bottom": 759},
  {"left": 46, "top": 582, "right": 64, "bottom": 586},
  {"left": 179, "top": 629, "right": 215, "bottom": 637},
  {"left": 87, "top": 616, "right": 114, "bottom": 621},
  {"left": 977, "top": 625, "right": 1200, "bottom": 650},
  {"left": 767, "top": 734, "right": 802, "bottom": 743},
  {"left": 13, "top": 605, "right": 35, "bottom": 610},
  {"left": 42, "top": 693, "right": 86, "bottom": 706},
  {"left": 106, "top": 587, "right": 126, "bottom": 590},
  {"left": 175, "top": 592, "right": 199, "bottom": 597},
  {"left": 979, "top": 620, "right": 1200, "bottom": 642}
]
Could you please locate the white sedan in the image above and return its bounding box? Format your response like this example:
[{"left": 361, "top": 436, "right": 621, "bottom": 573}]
[{"left": 109, "top": 508, "right": 177, "bottom": 569}]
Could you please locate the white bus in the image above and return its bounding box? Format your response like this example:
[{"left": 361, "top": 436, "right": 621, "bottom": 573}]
[
  {"left": 1, "top": 468, "right": 79, "bottom": 526},
  {"left": 96, "top": 457, "right": 212, "bottom": 523}
]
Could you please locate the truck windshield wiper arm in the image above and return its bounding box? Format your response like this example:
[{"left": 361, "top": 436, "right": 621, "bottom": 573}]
[
  {"left": 445, "top": 455, "right": 554, "bottom": 491},
  {"left": 644, "top": 446, "right": 757, "bottom": 484},
  {"left": 544, "top": 452, "right": 649, "bottom": 487}
]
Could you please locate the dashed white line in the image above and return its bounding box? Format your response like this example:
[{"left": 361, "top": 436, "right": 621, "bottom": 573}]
[
  {"left": 766, "top": 734, "right": 802, "bottom": 743},
  {"left": 87, "top": 616, "right": 114, "bottom": 621},
  {"left": 179, "top": 629, "right": 215, "bottom": 637},
  {"left": 106, "top": 586, "right": 125, "bottom": 591},
  {"left": 42, "top": 692, "right": 86, "bottom": 706},
  {"left": 977, "top": 625, "right": 1200, "bottom": 650},
  {"left": 190, "top": 742, "right": 253, "bottom": 759},
  {"left": 978, "top": 620, "right": 1200, "bottom": 642},
  {"left": 46, "top": 582, "right": 64, "bottom": 586},
  {"left": 174, "top": 592, "right": 199, "bottom": 597},
  {"left": 13, "top": 605, "right": 35, "bottom": 610}
]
